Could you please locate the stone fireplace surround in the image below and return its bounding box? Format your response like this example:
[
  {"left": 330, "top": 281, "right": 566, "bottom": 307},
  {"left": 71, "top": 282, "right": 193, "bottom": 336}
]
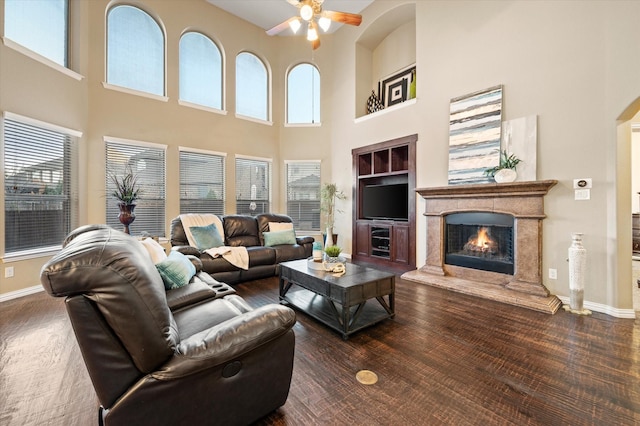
[{"left": 401, "top": 180, "right": 562, "bottom": 314}]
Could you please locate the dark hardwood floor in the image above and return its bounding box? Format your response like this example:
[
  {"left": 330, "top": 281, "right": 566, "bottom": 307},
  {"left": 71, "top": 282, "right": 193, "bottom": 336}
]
[{"left": 1, "top": 276, "right": 639, "bottom": 425}]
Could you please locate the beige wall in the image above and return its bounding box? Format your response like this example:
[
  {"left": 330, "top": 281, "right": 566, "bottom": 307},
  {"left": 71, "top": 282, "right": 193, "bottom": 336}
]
[
  {"left": 327, "top": 0, "right": 640, "bottom": 315},
  {"left": 0, "top": 0, "right": 331, "bottom": 294},
  {"left": 2, "top": 0, "right": 640, "bottom": 317}
]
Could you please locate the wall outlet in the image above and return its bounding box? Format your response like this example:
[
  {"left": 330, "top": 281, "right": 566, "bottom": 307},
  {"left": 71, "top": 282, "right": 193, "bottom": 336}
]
[
  {"left": 5, "top": 266, "right": 14, "bottom": 278},
  {"left": 548, "top": 268, "right": 557, "bottom": 280}
]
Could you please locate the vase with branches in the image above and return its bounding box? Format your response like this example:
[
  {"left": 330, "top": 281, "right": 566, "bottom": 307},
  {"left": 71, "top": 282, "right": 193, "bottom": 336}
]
[
  {"left": 320, "top": 183, "right": 346, "bottom": 247},
  {"left": 109, "top": 166, "right": 142, "bottom": 234}
]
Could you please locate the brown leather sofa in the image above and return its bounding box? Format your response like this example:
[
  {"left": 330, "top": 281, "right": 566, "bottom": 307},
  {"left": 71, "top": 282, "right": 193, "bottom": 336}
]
[
  {"left": 40, "top": 225, "right": 296, "bottom": 426},
  {"left": 170, "top": 213, "right": 314, "bottom": 284}
]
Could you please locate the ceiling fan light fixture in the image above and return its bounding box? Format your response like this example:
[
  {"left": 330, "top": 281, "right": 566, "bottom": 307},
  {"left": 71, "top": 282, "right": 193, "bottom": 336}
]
[
  {"left": 318, "top": 16, "right": 331, "bottom": 32},
  {"left": 289, "top": 18, "right": 301, "bottom": 34},
  {"left": 300, "top": 4, "right": 314, "bottom": 21},
  {"left": 306, "top": 23, "right": 318, "bottom": 41}
]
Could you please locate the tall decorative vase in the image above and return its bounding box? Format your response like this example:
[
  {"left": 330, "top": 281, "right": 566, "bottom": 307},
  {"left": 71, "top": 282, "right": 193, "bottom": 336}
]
[
  {"left": 324, "top": 226, "right": 334, "bottom": 248},
  {"left": 118, "top": 203, "right": 136, "bottom": 235},
  {"left": 566, "top": 232, "right": 591, "bottom": 315}
]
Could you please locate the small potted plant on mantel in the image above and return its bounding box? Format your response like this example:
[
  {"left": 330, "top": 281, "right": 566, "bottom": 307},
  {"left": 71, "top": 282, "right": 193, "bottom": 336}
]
[
  {"left": 484, "top": 150, "right": 522, "bottom": 183},
  {"left": 110, "top": 166, "right": 142, "bottom": 234},
  {"left": 320, "top": 183, "right": 346, "bottom": 247}
]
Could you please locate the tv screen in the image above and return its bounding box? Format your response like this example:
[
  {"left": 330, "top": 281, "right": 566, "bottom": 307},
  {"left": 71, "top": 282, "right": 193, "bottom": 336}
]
[{"left": 362, "top": 183, "right": 409, "bottom": 220}]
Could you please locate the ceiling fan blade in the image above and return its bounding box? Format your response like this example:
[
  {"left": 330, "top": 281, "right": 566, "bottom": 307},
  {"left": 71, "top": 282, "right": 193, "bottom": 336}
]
[
  {"left": 266, "top": 17, "right": 299, "bottom": 36},
  {"left": 322, "top": 10, "right": 362, "bottom": 26},
  {"left": 286, "top": 0, "right": 301, "bottom": 7},
  {"left": 312, "top": 38, "right": 321, "bottom": 50}
]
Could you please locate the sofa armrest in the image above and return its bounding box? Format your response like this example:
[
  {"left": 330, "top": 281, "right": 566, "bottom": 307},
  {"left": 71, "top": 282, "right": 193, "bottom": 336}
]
[
  {"left": 296, "top": 236, "right": 314, "bottom": 245},
  {"left": 172, "top": 245, "right": 201, "bottom": 257},
  {"left": 153, "top": 304, "right": 295, "bottom": 379}
]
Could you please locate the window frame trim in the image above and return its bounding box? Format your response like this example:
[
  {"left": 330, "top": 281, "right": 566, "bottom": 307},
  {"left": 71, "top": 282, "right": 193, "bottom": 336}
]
[
  {"left": 2, "top": 38, "right": 84, "bottom": 81},
  {"left": 3, "top": 111, "right": 83, "bottom": 138}
]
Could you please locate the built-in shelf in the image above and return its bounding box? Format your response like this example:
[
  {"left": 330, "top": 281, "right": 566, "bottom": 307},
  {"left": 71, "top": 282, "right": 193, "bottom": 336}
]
[
  {"left": 354, "top": 98, "right": 417, "bottom": 124},
  {"left": 351, "top": 134, "right": 417, "bottom": 270}
]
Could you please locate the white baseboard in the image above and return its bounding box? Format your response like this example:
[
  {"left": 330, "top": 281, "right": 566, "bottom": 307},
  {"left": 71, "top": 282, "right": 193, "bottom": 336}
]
[
  {"left": 556, "top": 295, "right": 636, "bottom": 319},
  {"left": 0, "top": 285, "right": 43, "bottom": 303}
]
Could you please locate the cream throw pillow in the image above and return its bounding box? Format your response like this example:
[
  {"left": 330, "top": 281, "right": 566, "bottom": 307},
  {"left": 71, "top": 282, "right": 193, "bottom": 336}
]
[
  {"left": 268, "top": 222, "right": 294, "bottom": 232},
  {"left": 140, "top": 238, "right": 167, "bottom": 264}
]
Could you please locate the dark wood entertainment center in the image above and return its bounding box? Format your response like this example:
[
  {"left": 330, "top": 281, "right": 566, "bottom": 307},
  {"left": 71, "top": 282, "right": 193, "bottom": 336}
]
[{"left": 351, "top": 134, "right": 417, "bottom": 270}]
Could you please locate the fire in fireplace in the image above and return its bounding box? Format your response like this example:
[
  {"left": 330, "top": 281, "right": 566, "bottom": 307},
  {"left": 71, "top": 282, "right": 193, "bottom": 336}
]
[{"left": 445, "top": 212, "right": 514, "bottom": 275}]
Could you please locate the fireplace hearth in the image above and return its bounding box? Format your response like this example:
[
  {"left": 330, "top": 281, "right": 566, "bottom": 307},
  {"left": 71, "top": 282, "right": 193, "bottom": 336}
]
[{"left": 402, "top": 180, "right": 561, "bottom": 314}]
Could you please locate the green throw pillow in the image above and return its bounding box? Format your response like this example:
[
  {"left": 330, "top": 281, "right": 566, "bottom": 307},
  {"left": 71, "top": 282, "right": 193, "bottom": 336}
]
[
  {"left": 190, "top": 223, "right": 224, "bottom": 250},
  {"left": 263, "top": 229, "right": 297, "bottom": 247},
  {"left": 156, "top": 251, "right": 196, "bottom": 290}
]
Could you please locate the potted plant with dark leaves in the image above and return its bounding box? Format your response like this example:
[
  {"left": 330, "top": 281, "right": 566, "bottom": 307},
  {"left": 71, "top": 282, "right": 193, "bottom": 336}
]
[{"left": 110, "top": 166, "right": 142, "bottom": 234}]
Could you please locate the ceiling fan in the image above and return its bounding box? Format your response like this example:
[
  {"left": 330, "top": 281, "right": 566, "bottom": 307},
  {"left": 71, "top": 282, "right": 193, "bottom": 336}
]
[{"left": 266, "top": 0, "right": 362, "bottom": 50}]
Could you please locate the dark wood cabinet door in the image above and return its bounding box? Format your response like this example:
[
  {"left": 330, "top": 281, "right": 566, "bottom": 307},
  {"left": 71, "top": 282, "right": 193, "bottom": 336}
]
[
  {"left": 392, "top": 225, "right": 409, "bottom": 264},
  {"left": 355, "top": 221, "right": 370, "bottom": 256}
]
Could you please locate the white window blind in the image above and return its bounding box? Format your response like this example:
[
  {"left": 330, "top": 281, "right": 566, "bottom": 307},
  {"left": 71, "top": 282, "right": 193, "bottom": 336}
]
[
  {"left": 286, "top": 162, "right": 320, "bottom": 231},
  {"left": 179, "top": 150, "right": 225, "bottom": 215},
  {"left": 105, "top": 140, "right": 166, "bottom": 236},
  {"left": 107, "top": 5, "right": 164, "bottom": 96},
  {"left": 235, "top": 157, "right": 270, "bottom": 215},
  {"left": 179, "top": 32, "right": 222, "bottom": 110},
  {"left": 236, "top": 52, "right": 268, "bottom": 121},
  {"left": 287, "top": 63, "right": 320, "bottom": 124},
  {"left": 4, "top": 0, "right": 68, "bottom": 67},
  {"left": 3, "top": 116, "right": 77, "bottom": 254}
]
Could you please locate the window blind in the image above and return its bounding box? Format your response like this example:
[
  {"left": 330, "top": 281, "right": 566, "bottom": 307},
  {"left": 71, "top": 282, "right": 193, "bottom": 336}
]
[
  {"left": 3, "top": 117, "right": 77, "bottom": 254},
  {"left": 286, "top": 162, "right": 320, "bottom": 231},
  {"left": 107, "top": 5, "right": 164, "bottom": 96},
  {"left": 179, "top": 150, "right": 225, "bottom": 215},
  {"left": 179, "top": 32, "right": 222, "bottom": 110},
  {"left": 236, "top": 52, "right": 268, "bottom": 121},
  {"left": 287, "top": 63, "right": 320, "bottom": 124},
  {"left": 105, "top": 140, "right": 166, "bottom": 237},
  {"left": 235, "top": 157, "right": 270, "bottom": 216}
]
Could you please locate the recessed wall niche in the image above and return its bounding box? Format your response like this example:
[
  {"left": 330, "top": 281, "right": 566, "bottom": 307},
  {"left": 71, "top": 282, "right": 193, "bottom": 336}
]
[{"left": 355, "top": 3, "right": 417, "bottom": 119}]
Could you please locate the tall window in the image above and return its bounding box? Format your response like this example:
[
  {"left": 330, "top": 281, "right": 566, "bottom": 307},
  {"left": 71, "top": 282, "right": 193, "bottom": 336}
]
[
  {"left": 106, "top": 5, "right": 164, "bottom": 96},
  {"left": 287, "top": 64, "right": 320, "bottom": 124},
  {"left": 3, "top": 114, "right": 77, "bottom": 254},
  {"left": 286, "top": 161, "right": 320, "bottom": 231},
  {"left": 105, "top": 139, "right": 166, "bottom": 236},
  {"left": 179, "top": 149, "right": 225, "bottom": 215},
  {"left": 236, "top": 52, "right": 268, "bottom": 121},
  {"left": 179, "top": 32, "right": 222, "bottom": 110},
  {"left": 235, "top": 157, "right": 271, "bottom": 215},
  {"left": 4, "top": 0, "right": 68, "bottom": 66}
]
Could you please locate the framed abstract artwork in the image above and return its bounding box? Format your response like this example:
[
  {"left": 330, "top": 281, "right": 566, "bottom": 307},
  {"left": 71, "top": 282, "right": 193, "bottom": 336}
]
[
  {"left": 447, "top": 85, "right": 503, "bottom": 185},
  {"left": 378, "top": 64, "right": 416, "bottom": 108}
]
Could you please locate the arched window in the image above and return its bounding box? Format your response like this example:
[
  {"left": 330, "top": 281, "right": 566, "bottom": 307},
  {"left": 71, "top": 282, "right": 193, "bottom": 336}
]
[
  {"left": 106, "top": 5, "right": 164, "bottom": 96},
  {"left": 287, "top": 63, "right": 320, "bottom": 124},
  {"left": 4, "top": 0, "right": 68, "bottom": 66},
  {"left": 236, "top": 52, "right": 268, "bottom": 121},
  {"left": 179, "top": 32, "right": 223, "bottom": 110}
]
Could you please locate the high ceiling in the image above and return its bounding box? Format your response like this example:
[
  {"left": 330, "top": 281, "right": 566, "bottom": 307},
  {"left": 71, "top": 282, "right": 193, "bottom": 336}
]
[{"left": 206, "top": 0, "right": 374, "bottom": 35}]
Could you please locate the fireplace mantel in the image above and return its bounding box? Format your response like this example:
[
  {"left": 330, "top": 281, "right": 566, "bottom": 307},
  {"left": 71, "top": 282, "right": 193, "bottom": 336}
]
[
  {"left": 416, "top": 180, "right": 558, "bottom": 199},
  {"left": 403, "top": 180, "right": 562, "bottom": 314}
]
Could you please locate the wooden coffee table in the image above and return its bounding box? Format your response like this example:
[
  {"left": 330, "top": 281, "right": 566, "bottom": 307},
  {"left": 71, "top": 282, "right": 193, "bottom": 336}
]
[{"left": 279, "top": 259, "right": 395, "bottom": 339}]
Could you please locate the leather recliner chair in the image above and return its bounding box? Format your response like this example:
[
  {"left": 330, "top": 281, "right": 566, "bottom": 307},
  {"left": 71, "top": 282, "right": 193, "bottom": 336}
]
[{"left": 40, "top": 225, "right": 296, "bottom": 426}]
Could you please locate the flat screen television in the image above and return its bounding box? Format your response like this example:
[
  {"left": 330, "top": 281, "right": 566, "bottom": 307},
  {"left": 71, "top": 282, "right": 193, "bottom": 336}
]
[{"left": 362, "top": 183, "right": 409, "bottom": 221}]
